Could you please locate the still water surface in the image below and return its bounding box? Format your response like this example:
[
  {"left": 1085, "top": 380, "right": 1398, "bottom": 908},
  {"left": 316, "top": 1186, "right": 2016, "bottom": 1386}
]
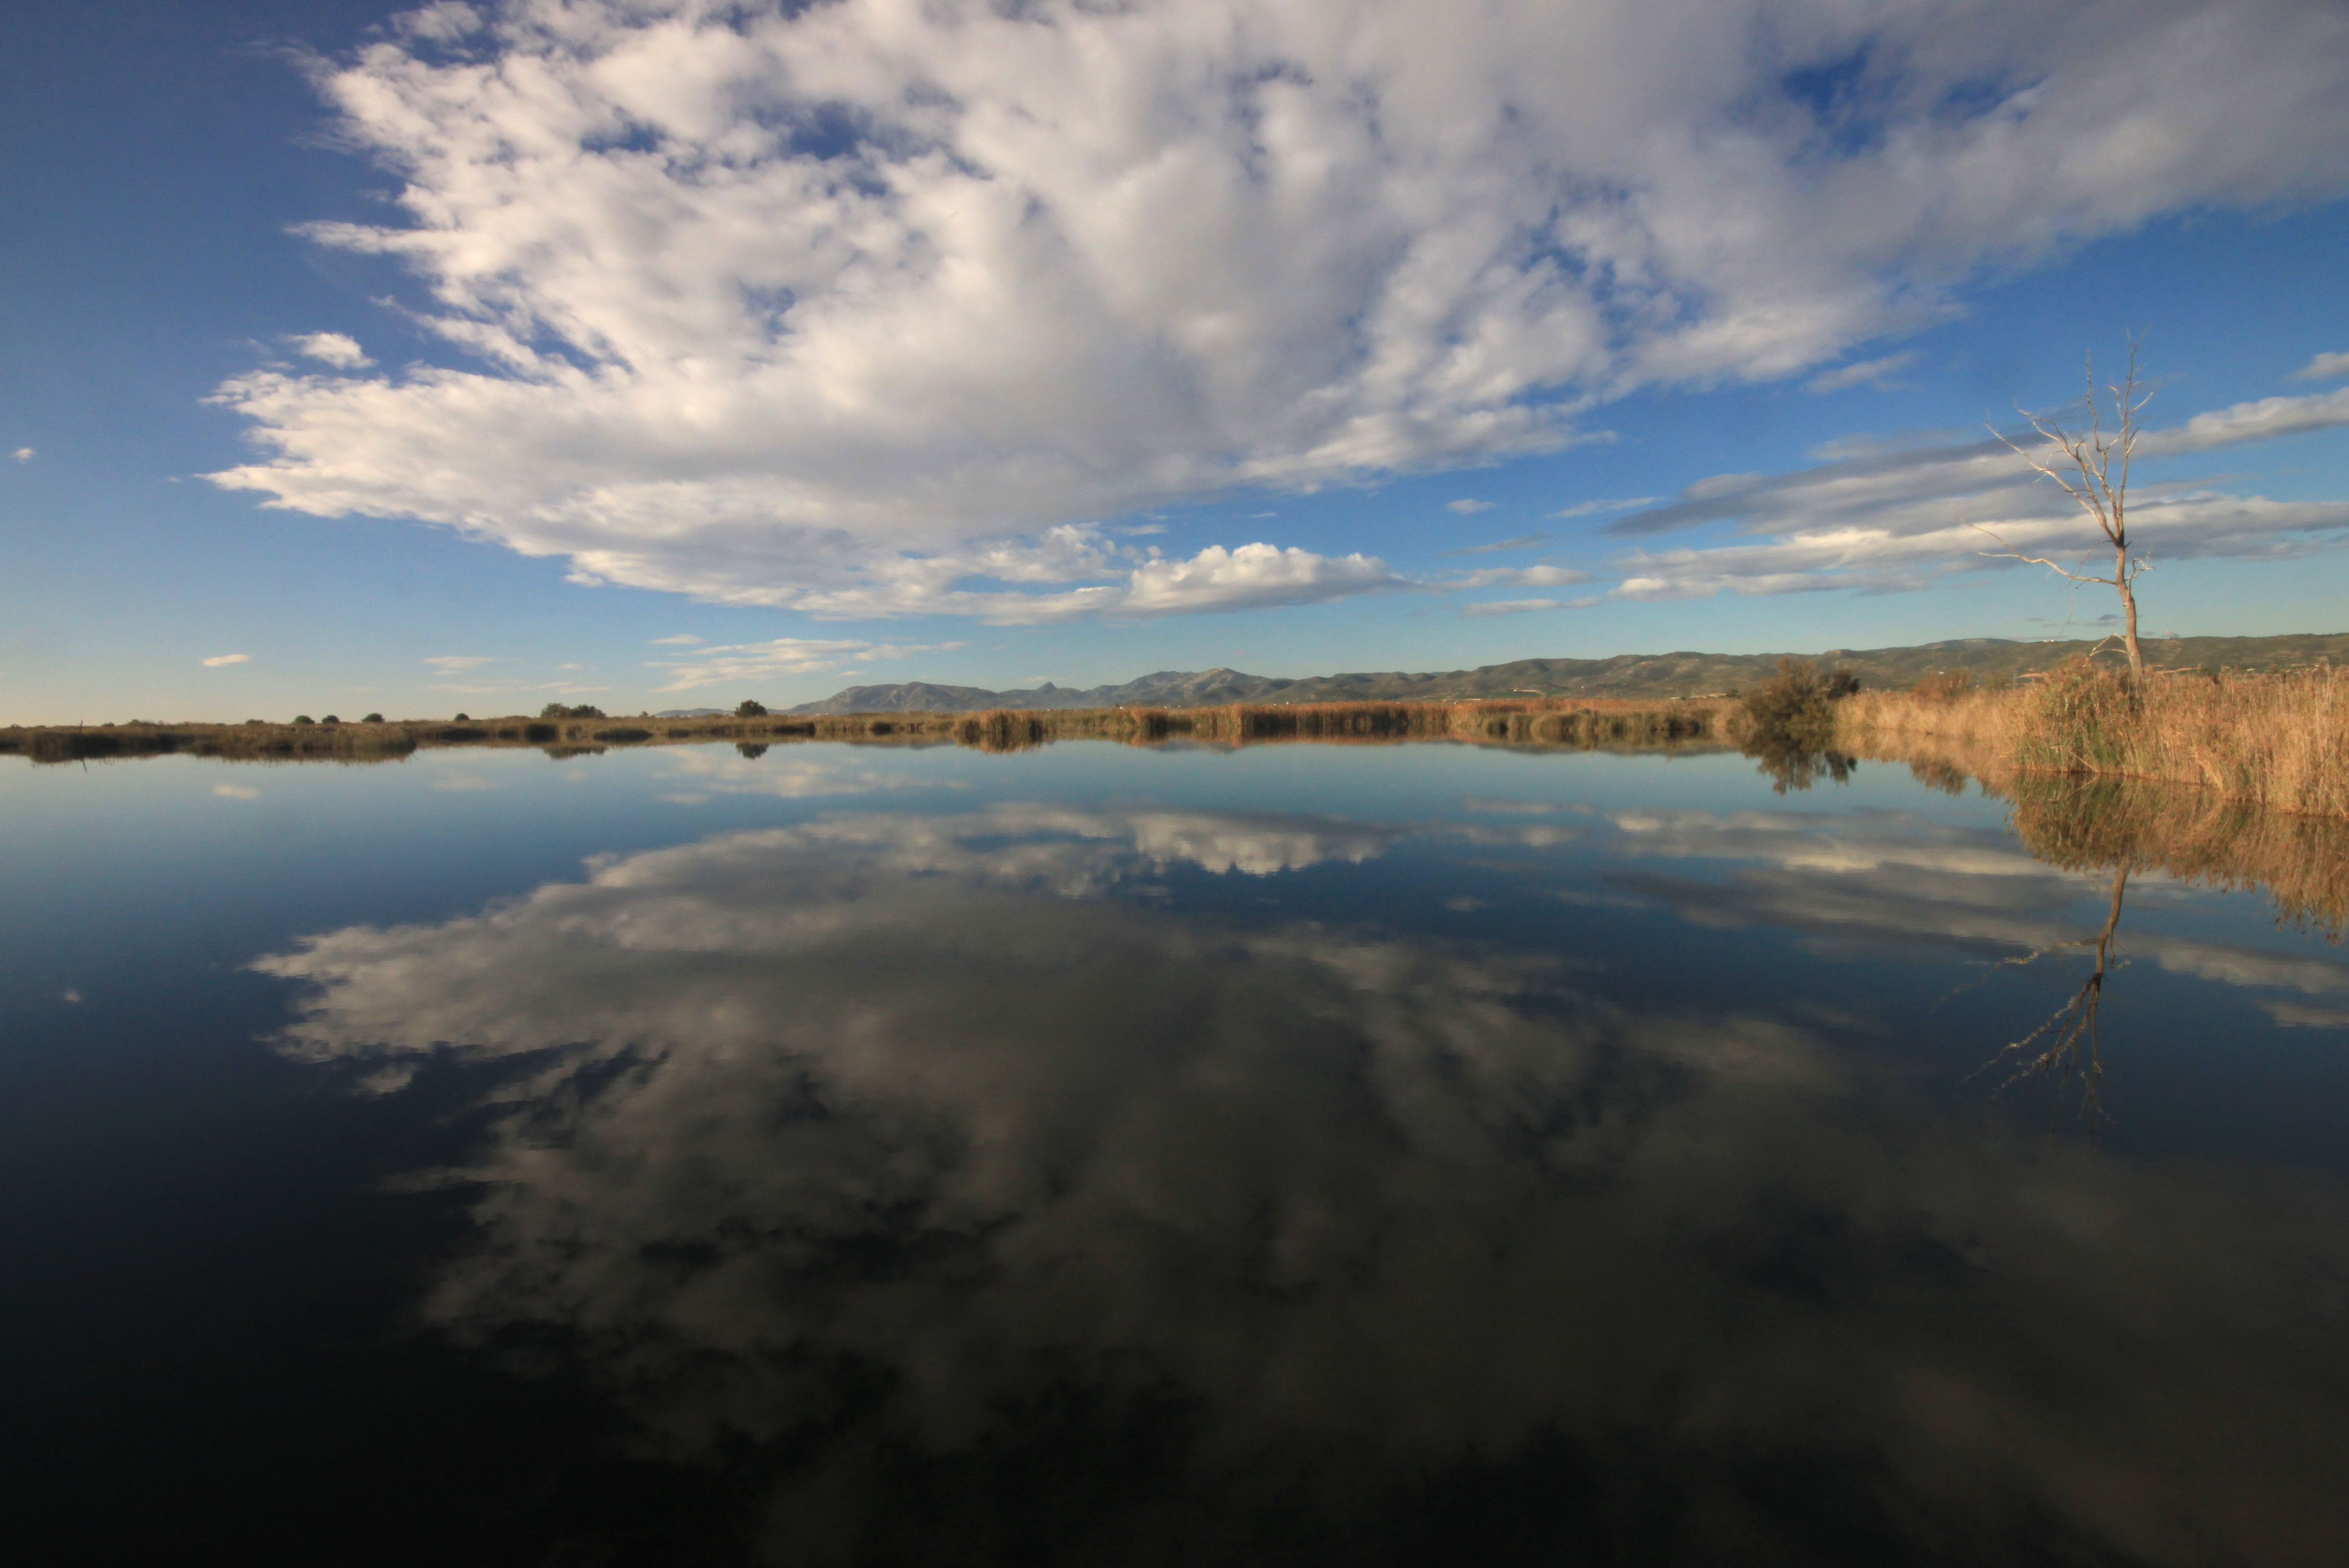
[{"left": 4, "top": 739, "right": 2346, "bottom": 1565}]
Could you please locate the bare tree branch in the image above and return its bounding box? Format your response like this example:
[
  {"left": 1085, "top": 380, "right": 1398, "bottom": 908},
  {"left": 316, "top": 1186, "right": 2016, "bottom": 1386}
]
[{"left": 1970, "top": 337, "right": 2154, "bottom": 678}]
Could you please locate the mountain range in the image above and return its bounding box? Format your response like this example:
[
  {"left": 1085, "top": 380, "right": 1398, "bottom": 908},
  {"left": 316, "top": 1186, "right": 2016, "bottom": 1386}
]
[{"left": 783, "top": 632, "right": 2348, "bottom": 714}]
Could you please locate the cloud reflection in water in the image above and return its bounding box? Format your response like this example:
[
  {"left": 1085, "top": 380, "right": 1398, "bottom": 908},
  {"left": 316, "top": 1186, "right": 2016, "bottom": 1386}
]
[{"left": 255, "top": 804, "right": 2349, "bottom": 1563}]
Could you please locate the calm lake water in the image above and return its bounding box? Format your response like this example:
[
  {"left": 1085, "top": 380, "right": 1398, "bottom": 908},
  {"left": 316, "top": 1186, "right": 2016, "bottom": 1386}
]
[{"left": 4, "top": 738, "right": 2346, "bottom": 1565}]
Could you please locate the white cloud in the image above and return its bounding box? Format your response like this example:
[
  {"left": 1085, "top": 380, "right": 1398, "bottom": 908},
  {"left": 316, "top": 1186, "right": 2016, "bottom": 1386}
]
[
  {"left": 1446, "top": 499, "right": 1496, "bottom": 515},
  {"left": 1441, "top": 533, "right": 1551, "bottom": 556},
  {"left": 1591, "top": 388, "right": 2349, "bottom": 600},
  {"left": 2291, "top": 350, "right": 2349, "bottom": 382},
  {"left": 290, "top": 333, "right": 374, "bottom": 370},
  {"left": 2146, "top": 386, "right": 2349, "bottom": 454},
  {"left": 203, "top": 1, "right": 2349, "bottom": 616},
  {"left": 1450, "top": 564, "right": 1593, "bottom": 590},
  {"left": 652, "top": 636, "right": 958, "bottom": 692},
  {"left": 649, "top": 634, "right": 704, "bottom": 645},
  {"left": 10, "top": 447, "right": 31, "bottom": 464},
  {"left": 1550, "top": 497, "right": 1655, "bottom": 519},
  {"left": 1463, "top": 598, "right": 1598, "bottom": 617},
  {"left": 202, "top": 653, "right": 252, "bottom": 667},
  {"left": 1117, "top": 543, "right": 1401, "bottom": 618},
  {"left": 423, "top": 654, "right": 495, "bottom": 671},
  {"left": 396, "top": 1, "right": 481, "bottom": 42},
  {"left": 1805, "top": 352, "right": 1921, "bottom": 394}
]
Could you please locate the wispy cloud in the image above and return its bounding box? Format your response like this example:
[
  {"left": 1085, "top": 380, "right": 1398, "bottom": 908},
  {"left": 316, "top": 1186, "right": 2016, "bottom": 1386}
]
[
  {"left": 1550, "top": 497, "right": 1657, "bottom": 520},
  {"left": 202, "top": 653, "right": 251, "bottom": 667},
  {"left": 653, "top": 638, "right": 968, "bottom": 693},
  {"left": 1448, "top": 565, "right": 1593, "bottom": 590},
  {"left": 1589, "top": 384, "right": 2349, "bottom": 601},
  {"left": 650, "top": 635, "right": 703, "bottom": 646},
  {"left": 199, "top": 2, "right": 2349, "bottom": 615},
  {"left": 1446, "top": 499, "right": 1496, "bottom": 516},
  {"left": 290, "top": 333, "right": 373, "bottom": 370},
  {"left": 1805, "top": 352, "right": 1921, "bottom": 395},
  {"left": 2290, "top": 350, "right": 2349, "bottom": 382},
  {"left": 422, "top": 655, "right": 494, "bottom": 672},
  {"left": 9, "top": 447, "right": 31, "bottom": 464},
  {"left": 1441, "top": 533, "right": 1551, "bottom": 556},
  {"left": 1463, "top": 597, "right": 1600, "bottom": 617}
]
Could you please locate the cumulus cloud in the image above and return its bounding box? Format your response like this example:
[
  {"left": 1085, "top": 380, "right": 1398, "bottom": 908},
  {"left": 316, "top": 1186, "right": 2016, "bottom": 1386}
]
[
  {"left": 2291, "top": 350, "right": 2349, "bottom": 382},
  {"left": 203, "top": 0, "right": 2349, "bottom": 616},
  {"left": 201, "top": 653, "right": 252, "bottom": 666},
  {"left": 1115, "top": 543, "right": 1401, "bottom": 618},
  {"left": 1806, "top": 351, "right": 1921, "bottom": 394},
  {"left": 9, "top": 447, "right": 31, "bottom": 464},
  {"left": 290, "top": 332, "right": 374, "bottom": 370}
]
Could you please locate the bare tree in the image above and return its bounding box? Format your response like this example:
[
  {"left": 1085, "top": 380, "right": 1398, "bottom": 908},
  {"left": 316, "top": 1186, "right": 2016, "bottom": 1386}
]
[{"left": 1973, "top": 340, "right": 2153, "bottom": 681}]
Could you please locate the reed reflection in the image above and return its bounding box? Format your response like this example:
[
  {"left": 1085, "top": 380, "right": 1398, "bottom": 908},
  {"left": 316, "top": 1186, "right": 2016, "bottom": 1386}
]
[{"left": 254, "top": 803, "right": 2349, "bottom": 1565}]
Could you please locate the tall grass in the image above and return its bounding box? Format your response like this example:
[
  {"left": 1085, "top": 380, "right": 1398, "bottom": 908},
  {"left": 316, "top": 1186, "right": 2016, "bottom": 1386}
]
[
  {"left": 1839, "top": 659, "right": 2349, "bottom": 818},
  {"left": 4, "top": 696, "right": 1736, "bottom": 766}
]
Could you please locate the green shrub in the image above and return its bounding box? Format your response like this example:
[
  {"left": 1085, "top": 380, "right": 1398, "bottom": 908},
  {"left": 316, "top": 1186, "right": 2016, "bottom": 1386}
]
[
  {"left": 1740, "top": 658, "right": 1858, "bottom": 747},
  {"left": 362, "top": 712, "right": 384, "bottom": 724},
  {"left": 541, "top": 702, "right": 606, "bottom": 720},
  {"left": 736, "top": 699, "right": 768, "bottom": 717},
  {"left": 292, "top": 714, "right": 315, "bottom": 726}
]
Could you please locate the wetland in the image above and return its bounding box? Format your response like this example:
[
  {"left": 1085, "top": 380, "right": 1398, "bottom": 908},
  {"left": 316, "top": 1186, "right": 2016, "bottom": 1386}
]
[{"left": 3, "top": 733, "right": 2345, "bottom": 1565}]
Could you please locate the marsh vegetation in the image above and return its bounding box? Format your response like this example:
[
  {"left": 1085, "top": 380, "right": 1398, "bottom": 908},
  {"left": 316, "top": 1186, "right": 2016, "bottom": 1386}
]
[
  {"left": 2, "top": 695, "right": 1739, "bottom": 766},
  {"left": 1843, "top": 658, "right": 2349, "bottom": 817}
]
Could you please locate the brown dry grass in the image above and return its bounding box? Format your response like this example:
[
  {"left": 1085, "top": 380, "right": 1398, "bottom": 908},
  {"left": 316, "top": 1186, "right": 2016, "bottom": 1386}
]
[
  {"left": 2, "top": 696, "right": 1738, "bottom": 765},
  {"left": 1838, "top": 659, "right": 2349, "bottom": 818}
]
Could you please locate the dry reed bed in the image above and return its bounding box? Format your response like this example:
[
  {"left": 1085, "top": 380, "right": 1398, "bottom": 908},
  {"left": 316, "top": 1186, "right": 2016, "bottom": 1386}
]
[
  {"left": 3, "top": 696, "right": 1736, "bottom": 765},
  {"left": 1838, "top": 663, "right": 2349, "bottom": 818}
]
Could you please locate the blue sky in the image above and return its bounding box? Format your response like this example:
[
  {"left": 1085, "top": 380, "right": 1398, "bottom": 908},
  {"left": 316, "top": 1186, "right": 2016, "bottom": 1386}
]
[{"left": 5, "top": 0, "right": 2347, "bottom": 724}]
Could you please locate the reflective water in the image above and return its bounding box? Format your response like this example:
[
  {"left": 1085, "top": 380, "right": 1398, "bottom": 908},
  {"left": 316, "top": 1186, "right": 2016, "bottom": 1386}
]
[{"left": 4, "top": 740, "right": 2346, "bottom": 1565}]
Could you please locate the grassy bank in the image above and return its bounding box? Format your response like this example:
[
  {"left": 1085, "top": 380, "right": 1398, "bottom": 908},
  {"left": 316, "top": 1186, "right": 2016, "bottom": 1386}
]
[
  {"left": 1838, "top": 661, "right": 2349, "bottom": 818},
  {"left": 2, "top": 696, "right": 1736, "bottom": 766}
]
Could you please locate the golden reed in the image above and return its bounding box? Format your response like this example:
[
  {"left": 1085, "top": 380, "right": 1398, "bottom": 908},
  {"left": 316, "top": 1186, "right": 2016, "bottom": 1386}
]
[{"left": 1838, "top": 659, "right": 2349, "bottom": 819}]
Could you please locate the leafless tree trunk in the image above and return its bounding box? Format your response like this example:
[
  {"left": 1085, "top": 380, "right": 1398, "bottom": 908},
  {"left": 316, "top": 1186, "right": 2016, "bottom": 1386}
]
[{"left": 1973, "top": 340, "right": 2153, "bottom": 681}]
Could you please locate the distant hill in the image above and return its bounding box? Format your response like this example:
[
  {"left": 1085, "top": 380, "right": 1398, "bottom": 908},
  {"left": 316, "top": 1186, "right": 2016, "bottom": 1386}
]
[{"left": 785, "top": 633, "right": 2349, "bottom": 715}]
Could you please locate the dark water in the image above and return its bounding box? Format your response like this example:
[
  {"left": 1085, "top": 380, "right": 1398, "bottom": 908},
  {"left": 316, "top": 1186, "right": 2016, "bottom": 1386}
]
[{"left": 4, "top": 739, "right": 2346, "bottom": 1566}]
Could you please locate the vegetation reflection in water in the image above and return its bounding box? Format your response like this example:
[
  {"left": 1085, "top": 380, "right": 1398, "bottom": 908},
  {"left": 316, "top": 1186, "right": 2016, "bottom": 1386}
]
[
  {"left": 245, "top": 772, "right": 2349, "bottom": 1565},
  {"left": 1742, "top": 733, "right": 2349, "bottom": 1117}
]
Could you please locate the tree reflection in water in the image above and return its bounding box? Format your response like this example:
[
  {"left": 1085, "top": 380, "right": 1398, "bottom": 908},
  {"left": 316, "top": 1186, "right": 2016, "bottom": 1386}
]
[
  {"left": 1741, "top": 738, "right": 1859, "bottom": 794},
  {"left": 1975, "top": 773, "right": 2349, "bottom": 1118}
]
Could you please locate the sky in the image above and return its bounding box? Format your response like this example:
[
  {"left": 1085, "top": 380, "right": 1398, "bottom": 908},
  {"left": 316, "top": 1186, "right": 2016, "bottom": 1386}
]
[{"left": 5, "top": 0, "right": 2348, "bottom": 724}]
